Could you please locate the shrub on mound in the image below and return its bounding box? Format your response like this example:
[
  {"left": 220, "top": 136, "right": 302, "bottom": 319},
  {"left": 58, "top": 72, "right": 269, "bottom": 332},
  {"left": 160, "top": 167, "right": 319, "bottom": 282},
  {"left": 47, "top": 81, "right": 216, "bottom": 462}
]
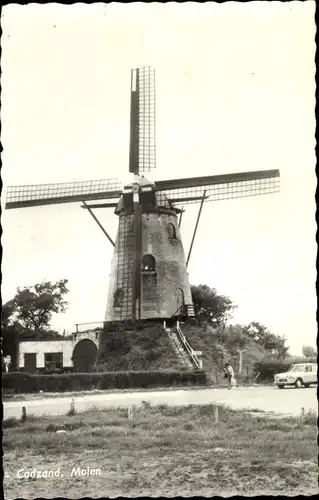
[{"left": 3, "top": 370, "right": 207, "bottom": 394}]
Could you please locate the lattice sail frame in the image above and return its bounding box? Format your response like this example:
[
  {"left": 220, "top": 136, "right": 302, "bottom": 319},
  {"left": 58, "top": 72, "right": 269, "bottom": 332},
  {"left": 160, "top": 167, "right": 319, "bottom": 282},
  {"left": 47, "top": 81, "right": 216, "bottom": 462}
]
[
  {"left": 129, "top": 66, "right": 156, "bottom": 175},
  {"left": 5, "top": 178, "right": 122, "bottom": 209},
  {"left": 155, "top": 170, "right": 280, "bottom": 206}
]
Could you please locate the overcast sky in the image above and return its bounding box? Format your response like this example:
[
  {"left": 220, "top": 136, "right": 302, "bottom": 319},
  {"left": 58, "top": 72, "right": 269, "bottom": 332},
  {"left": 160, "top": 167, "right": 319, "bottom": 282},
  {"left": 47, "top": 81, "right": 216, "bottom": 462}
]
[{"left": 1, "top": 2, "right": 316, "bottom": 354}]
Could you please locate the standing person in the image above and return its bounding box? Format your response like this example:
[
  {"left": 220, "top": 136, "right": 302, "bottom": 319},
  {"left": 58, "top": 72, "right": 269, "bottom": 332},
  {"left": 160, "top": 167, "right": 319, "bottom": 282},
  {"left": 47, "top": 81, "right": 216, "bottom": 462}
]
[{"left": 224, "top": 362, "right": 236, "bottom": 389}]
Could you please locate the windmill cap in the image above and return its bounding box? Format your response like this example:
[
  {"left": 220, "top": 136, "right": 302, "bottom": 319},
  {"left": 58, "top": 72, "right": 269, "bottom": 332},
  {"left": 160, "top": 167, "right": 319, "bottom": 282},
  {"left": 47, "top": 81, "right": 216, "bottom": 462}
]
[
  {"left": 139, "top": 175, "right": 155, "bottom": 187},
  {"left": 123, "top": 175, "right": 155, "bottom": 190}
]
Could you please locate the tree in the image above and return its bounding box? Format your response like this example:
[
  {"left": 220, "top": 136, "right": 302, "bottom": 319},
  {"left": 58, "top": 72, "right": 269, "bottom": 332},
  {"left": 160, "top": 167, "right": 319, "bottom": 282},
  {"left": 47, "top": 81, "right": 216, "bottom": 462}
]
[
  {"left": 273, "top": 335, "right": 289, "bottom": 360},
  {"left": 1, "top": 280, "right": 69, "bottom": 367},
  {"left": 191, "top": 284, "right": 236, "bottom": 326},
  {"left": 242, "top": 321, "right": 270, "bottom": 343},
  {"left": 302, "top": 345, "right": 317, "bottom": 358},
  {"left": 13, "top": 279, "right": 69, "bottom": 331},
  {"left": 1, "top": 301, "right": 22, "bottom": 370},
  {"left": 1, "top": 299, "right": 16, "bottom": 329},
  {"left": 243, "top": 321, "right": 289, "bottom": 359},
  {"left": 224, "top": 324, "right": 250, "bottom": 351}
]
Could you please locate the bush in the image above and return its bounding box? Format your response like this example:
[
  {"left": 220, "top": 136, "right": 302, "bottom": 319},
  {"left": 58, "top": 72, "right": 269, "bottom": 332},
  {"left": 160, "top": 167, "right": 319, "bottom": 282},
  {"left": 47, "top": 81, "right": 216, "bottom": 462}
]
[
  {"left": 2, "top": 417, "right": 21, "bottom": 428},
  {"left": 2, "top": 372, "right": 40, "bottom": 393},
  {"left": 38, "top": 367, "right": 75, "bottom": 375},
  {"left": 254, "top": 357, "right": 317, "bottom": 381},
  {"left": 2, "top": 370, "right": 207, "bottom": 394}
]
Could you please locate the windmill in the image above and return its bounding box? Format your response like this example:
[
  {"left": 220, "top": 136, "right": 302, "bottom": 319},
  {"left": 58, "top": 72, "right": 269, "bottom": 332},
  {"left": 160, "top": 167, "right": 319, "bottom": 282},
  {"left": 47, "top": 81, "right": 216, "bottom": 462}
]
[{"left": 5, "top": 66, "right": 280, "bottom": 326}]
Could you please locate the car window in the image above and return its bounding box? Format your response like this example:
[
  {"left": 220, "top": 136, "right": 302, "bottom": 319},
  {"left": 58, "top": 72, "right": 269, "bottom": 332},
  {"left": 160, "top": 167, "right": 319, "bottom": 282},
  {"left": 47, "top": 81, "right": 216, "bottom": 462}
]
[{"left": 289, "top": 365, "right": 305, "bottom": 372}]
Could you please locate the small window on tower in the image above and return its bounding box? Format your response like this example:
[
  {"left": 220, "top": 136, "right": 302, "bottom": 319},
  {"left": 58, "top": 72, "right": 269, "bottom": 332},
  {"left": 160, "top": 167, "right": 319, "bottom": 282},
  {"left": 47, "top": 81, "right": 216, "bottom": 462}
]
[
  {"left": 113, "top": 288, "right": 124, "bottom": 307},
  {"left": 167, "top": 223, "right": 177, "bottom": 240},
  {"left": 141, "top": 254, "right": 156, "bottom": 272}
]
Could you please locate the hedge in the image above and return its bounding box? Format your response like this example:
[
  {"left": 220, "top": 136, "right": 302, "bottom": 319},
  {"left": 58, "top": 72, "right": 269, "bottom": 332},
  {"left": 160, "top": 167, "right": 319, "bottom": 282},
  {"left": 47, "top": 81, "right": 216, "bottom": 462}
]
[
  {"left": 254, "top": 358, "right": 317, "bottom": 382},
  {"left": 2, "top": 370, "right": 207, "bottom": 394}
]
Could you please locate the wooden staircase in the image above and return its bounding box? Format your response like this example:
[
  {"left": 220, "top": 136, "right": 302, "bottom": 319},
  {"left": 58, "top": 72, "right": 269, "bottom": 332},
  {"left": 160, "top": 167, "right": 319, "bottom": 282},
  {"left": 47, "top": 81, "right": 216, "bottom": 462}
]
[
  {"left": 165, "top": 326, "right": 194, "bottom": 370},
  {"left": 172, "top": 303, "right": 196, "bottom": 321},
  {"left": 184, "top": 304, "right": 195, "bottom": 318},
  {"left": 164, "top": 320, "right": 203, "bottom": 371}
]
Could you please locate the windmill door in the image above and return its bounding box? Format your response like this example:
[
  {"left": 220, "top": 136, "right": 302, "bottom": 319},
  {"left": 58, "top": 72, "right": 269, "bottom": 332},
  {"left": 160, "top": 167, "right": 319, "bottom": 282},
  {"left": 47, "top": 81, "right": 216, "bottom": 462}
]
[
  {"left": 175, "top": 288, "right": 184, "bottom": 315},
  {"left": 24, "top": 353, "right": 37, "bottom": 373}
]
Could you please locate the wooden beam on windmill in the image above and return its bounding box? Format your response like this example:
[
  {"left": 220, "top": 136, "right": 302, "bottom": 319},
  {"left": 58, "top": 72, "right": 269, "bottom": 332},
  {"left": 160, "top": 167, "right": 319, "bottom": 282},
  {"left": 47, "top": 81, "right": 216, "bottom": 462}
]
[
  {"left": 129, "top": 68, "right": 139, "bottom": 175},
  {"left": 80, "top": 202, "right": 118, "bottom": 209},
  {"left": 82, "top": 200, "right": 115, "bottom": 247},
  {"left": 186, "top": 190, "right": 207, "bottom": 268},
  {"left": 130, "top": 179, "right": 142, "bottom": 322},
  {"left": 179, "top": 207, "right": 185, "bottom": 227}
]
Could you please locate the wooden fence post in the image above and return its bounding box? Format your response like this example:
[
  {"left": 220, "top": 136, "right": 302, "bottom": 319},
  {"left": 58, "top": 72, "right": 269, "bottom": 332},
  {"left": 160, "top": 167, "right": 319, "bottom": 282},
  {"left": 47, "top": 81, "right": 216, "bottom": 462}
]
[
  {"left": 214, "top": 406, "right": 219, "bottom": 425},
  {"left": 21, "top": 406, "right": 27, "bottom": 422}
]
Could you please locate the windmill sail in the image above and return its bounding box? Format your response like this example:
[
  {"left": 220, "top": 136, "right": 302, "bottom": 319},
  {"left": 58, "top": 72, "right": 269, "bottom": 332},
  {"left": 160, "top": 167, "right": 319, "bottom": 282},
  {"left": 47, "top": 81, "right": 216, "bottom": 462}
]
[
  {"left": 155, "top": 169, "right": 280, "bottom": 206},
  {"left": 129, "top": 66, "right": 156, "bottom": 175},
  {"left": 5, "top": 178, "right": 122, "bottom": 209}
]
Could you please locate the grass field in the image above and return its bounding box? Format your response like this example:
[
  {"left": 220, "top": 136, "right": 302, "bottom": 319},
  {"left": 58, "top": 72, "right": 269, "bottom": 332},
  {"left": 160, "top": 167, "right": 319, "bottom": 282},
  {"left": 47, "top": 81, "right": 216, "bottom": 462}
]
[{"left": 3, "top": 403, "right": 318, "bottom": 498}]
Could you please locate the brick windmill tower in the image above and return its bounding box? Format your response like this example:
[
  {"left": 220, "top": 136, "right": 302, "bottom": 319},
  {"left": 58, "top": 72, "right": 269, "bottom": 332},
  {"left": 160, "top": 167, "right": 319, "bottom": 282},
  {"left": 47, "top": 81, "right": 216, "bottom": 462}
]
[{"left": 5, "top": 66, "right": 280, "bottom": 327}]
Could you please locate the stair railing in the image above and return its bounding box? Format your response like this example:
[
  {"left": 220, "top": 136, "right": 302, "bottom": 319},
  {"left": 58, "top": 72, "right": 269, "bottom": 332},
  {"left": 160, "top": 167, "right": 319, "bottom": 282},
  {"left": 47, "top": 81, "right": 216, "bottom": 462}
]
[
  {"left": 163, "top": 322, "right": 193, "bottom": 369},
  {"left": 175, "top": 320, "right": 202, "bottom": 370},
  {"left": 171, "top": 304, "right": 195, "bottom": 319},
  {"left": 170, "top": 304, "right": 185, "bottom": 318}
]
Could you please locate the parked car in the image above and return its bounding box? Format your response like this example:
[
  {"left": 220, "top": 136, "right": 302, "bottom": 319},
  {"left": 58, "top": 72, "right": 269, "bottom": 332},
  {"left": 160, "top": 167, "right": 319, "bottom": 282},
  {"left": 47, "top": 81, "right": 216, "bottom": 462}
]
[{"left": 274, "top": 363, "right": 317, "bottom": 389}]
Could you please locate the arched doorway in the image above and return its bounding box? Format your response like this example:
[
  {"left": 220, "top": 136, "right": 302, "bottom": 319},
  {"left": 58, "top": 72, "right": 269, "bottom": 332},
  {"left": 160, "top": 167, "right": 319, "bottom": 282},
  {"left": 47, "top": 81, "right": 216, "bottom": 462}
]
[
  {"left": 175, "top": 287, "right": 184, "bottom": 314},
  {"left": 72, "top": 339, "right": 98, "bottom": 373}
]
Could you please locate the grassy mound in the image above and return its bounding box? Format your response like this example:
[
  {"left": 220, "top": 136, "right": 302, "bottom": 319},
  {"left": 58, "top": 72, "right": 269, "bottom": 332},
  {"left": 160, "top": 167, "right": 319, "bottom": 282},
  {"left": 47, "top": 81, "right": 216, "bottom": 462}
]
[
  {"left": 97, "top": 323, "right": 188, "bottom": 372},
  {"left": 177, "top": 323, "right": 267, "bottom": 376},
  {"left": 97, "top": 322, "right": 266, "bottom": 378}
]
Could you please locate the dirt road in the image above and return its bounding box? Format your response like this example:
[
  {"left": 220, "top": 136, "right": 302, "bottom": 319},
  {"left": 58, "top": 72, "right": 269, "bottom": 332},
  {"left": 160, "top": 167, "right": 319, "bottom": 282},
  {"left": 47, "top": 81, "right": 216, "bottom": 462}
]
[{"left": 3, "top": 386, "right": 317, "bottom": 419}]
